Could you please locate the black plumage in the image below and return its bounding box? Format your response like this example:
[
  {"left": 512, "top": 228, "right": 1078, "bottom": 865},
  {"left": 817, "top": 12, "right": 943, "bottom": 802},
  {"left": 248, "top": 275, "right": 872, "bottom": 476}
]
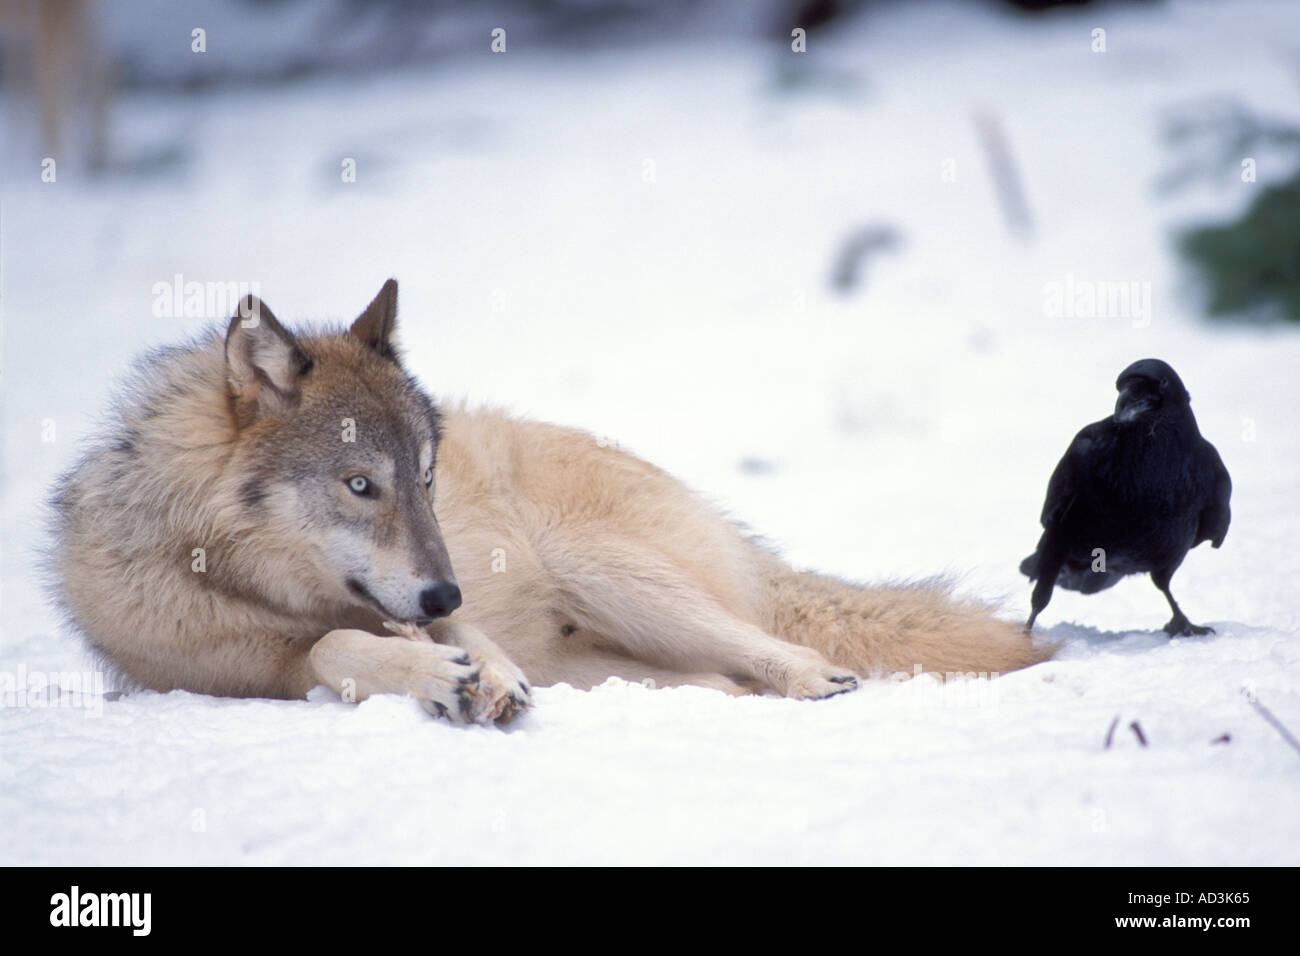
[{"left": 1021, "top": 359, "right": 1232, "bottom": 635}]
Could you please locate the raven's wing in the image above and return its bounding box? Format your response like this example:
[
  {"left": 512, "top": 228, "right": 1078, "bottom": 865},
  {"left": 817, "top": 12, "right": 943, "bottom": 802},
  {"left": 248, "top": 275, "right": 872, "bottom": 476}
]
[
  {"left": 1195, "top": 440, "right": 1232, "bottom": 548},
  {"left": 1039, "top": 420, "right": 1110, "bottom": 530},
  {"left": 1022, "top": 420, "right": 1111, "bottom": 581}
]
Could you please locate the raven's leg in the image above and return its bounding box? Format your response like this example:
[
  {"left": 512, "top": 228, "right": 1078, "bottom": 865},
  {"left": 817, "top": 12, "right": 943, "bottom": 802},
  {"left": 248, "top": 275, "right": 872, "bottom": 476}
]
[
  {"left": 1026, "top": 551, "right": 1063, "bottom": 631},
  {"left": 1151, "top": 567, "right": 1214, "bottom": 636}
]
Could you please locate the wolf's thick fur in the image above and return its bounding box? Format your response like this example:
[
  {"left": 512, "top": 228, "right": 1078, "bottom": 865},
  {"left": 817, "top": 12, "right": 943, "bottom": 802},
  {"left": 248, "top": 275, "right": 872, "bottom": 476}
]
[{"left": 50, "top": 282, "right": 1050, "bottom": 724}]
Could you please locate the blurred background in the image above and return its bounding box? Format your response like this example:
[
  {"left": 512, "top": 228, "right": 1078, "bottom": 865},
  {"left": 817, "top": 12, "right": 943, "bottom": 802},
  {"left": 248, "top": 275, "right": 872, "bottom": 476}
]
[
  {"left": 2, "top": 0, "right": 1299, "bottom": 642},
  {"left": 3, "top": 0, "right": 1300, "bottom": 869}
]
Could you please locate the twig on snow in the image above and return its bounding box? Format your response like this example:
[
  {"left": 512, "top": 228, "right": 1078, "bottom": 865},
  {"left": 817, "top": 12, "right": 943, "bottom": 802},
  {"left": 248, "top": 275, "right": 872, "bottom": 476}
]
[{"left": 1243, "top": 691, "right": 1300, "bottom": 758}]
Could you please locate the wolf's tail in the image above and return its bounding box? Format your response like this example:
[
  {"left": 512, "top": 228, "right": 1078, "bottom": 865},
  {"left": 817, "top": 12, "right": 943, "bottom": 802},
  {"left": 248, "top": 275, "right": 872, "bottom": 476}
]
[{"left": 762, "top": 562, "right": 1054, "bottom": 677}]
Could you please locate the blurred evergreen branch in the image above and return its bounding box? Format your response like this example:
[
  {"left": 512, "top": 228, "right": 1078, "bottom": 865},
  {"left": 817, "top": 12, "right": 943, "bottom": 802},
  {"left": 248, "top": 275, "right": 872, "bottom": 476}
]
[
  {"left": 1162, "top": 96, "right": 1300, "bottom": 323},
  {"left": 1178, "top": 175, "right": 1300, "bottom": 321}
]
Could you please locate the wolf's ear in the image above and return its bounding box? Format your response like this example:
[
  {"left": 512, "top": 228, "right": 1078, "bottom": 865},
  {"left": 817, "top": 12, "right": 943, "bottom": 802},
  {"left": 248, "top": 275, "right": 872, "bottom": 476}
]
[
  {"left": 348, "top": 278, "right": 399, "bottom": 361},
  {"left": 225, "top": 296, "right": 311, "bottom": 423}
]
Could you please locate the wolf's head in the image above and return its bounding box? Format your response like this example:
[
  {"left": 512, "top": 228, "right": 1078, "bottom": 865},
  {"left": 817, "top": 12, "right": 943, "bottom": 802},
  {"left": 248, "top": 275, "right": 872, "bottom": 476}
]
[{"left": 224, "top": 280, "right": 460, "bottom": 625}]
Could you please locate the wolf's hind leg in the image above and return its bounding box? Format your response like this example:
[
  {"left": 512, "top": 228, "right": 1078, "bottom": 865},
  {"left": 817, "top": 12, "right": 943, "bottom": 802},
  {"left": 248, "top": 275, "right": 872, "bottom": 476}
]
[
  {"left": 549, "top": 544, "right": 858, "bottom": 700},
  {"left": 536, "top": 646, "right": 756, "bottom": 697},
  {"left": 308, "top": 628, "right": 488, "bottom": 723}
]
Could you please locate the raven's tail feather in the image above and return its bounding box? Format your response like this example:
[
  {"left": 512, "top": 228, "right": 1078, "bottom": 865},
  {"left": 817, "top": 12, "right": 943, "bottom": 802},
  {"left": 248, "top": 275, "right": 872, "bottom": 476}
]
[
  {"left": 1019, "top": 552, "right": 1040, "bottom": 580},
  {"left": 1058, "top": 564, "right": 1123, "bottom": 594}
]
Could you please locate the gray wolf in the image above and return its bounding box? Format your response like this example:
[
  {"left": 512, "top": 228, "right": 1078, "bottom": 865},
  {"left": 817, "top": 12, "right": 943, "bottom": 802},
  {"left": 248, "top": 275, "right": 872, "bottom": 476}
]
[
  {"left": 50, "top": 280, "right": 1051, "bottom": 725},
  {"left": 1021, "top": 358, "right": 1231, "bottom": 635}
]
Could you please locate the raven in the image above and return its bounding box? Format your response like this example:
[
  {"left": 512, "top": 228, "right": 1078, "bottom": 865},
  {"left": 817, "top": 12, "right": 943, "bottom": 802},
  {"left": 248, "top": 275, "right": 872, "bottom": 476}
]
[{"left": 1021, "top": 359, "right": 1231, "bottom": 636}]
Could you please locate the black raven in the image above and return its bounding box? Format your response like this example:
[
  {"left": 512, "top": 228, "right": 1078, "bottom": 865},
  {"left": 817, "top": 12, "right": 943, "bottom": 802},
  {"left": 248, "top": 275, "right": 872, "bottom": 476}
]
[{"left": 1021, "top": 359, "right": 1232, "bottom": 636}]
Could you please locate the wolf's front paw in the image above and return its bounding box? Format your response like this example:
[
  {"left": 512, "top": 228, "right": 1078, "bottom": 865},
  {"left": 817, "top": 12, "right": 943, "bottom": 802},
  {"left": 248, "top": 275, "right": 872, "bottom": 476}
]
[
  {"left": 464, "top": 656, "right": 532, "bottom": 724},
  {"left": 420, "top": 619, "right": 533, "bottom": 724},
  {"left": 311, "top": 628, "right": 487, "bottom": 722}
]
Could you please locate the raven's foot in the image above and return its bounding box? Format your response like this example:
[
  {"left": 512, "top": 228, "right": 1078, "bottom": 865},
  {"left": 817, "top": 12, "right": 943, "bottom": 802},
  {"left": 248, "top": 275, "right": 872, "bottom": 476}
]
[{"left": 1163, "top": 615, "right": 1214, "bottom": 637}]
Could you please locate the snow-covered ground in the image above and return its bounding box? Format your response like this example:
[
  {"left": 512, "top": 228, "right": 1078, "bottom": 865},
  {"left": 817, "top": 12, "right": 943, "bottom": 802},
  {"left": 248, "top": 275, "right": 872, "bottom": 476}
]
[{"left": 2, "top": 0, "right": 1298, "bottom": 865}]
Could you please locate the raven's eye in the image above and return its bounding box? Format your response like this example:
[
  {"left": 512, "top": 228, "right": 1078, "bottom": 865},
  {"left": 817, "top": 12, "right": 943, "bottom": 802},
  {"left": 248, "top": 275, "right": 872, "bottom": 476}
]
[
  {"left": 423, "top": 467, "right": 434, "bottom": 488},
  {"left": 346, "top": 475, "right": 373, "bottom": 496},
  {"left": 1159, "top": 378, "right": 1169, "bottom": 390}
]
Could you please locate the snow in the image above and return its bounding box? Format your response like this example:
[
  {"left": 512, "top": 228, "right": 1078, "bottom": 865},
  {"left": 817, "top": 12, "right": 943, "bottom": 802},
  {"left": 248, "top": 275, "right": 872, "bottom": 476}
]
[{"left": 2, "top": 0, "right": 1298, "bottom": 865}]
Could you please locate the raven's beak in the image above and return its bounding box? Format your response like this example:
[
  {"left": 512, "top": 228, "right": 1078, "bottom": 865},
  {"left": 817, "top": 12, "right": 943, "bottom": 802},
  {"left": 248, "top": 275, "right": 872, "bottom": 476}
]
[{"left": 1114, "top": 385, "right": 1154, "bottom": 423}]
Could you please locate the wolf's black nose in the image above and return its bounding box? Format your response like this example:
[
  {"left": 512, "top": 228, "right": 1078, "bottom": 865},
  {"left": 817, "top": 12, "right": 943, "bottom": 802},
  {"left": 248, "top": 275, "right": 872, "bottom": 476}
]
[{"left": 420, "top": 581, "right": 462, "bottom": 619}]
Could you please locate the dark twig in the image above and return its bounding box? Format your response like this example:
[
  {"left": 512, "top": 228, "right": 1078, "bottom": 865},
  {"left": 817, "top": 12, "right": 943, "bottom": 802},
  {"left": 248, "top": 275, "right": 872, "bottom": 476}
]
[
  {"left": 829, "top": 225, "right": 901, "bottom": 293},
  {"left": 973, "top": 109, "right": 1033, "bottom": 237},
  {"left": 1244, "top": 692, "right": 1300, "bottom": 758},
  {"left": 1104, "top": 715, "right": 1120, "bottom": 749},
  {"left": 1129, "top": 721, "right": 1148, "bottom": 747}
]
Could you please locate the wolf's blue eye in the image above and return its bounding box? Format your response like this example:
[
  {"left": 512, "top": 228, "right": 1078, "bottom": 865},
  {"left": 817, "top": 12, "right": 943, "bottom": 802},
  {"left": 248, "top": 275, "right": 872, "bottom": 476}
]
[
  {"left": 347, "top": 475, "right": 371, "bottom": 496},
  {"left": 423, "top": 467, "right": 434, "bottom": 487}
]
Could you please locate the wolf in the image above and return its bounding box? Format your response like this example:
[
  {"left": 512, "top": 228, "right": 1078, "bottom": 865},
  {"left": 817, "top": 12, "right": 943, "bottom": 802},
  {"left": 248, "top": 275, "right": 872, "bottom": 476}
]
[{"left": 49, "top": 280, "right": 1051, "bottom": 725}]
